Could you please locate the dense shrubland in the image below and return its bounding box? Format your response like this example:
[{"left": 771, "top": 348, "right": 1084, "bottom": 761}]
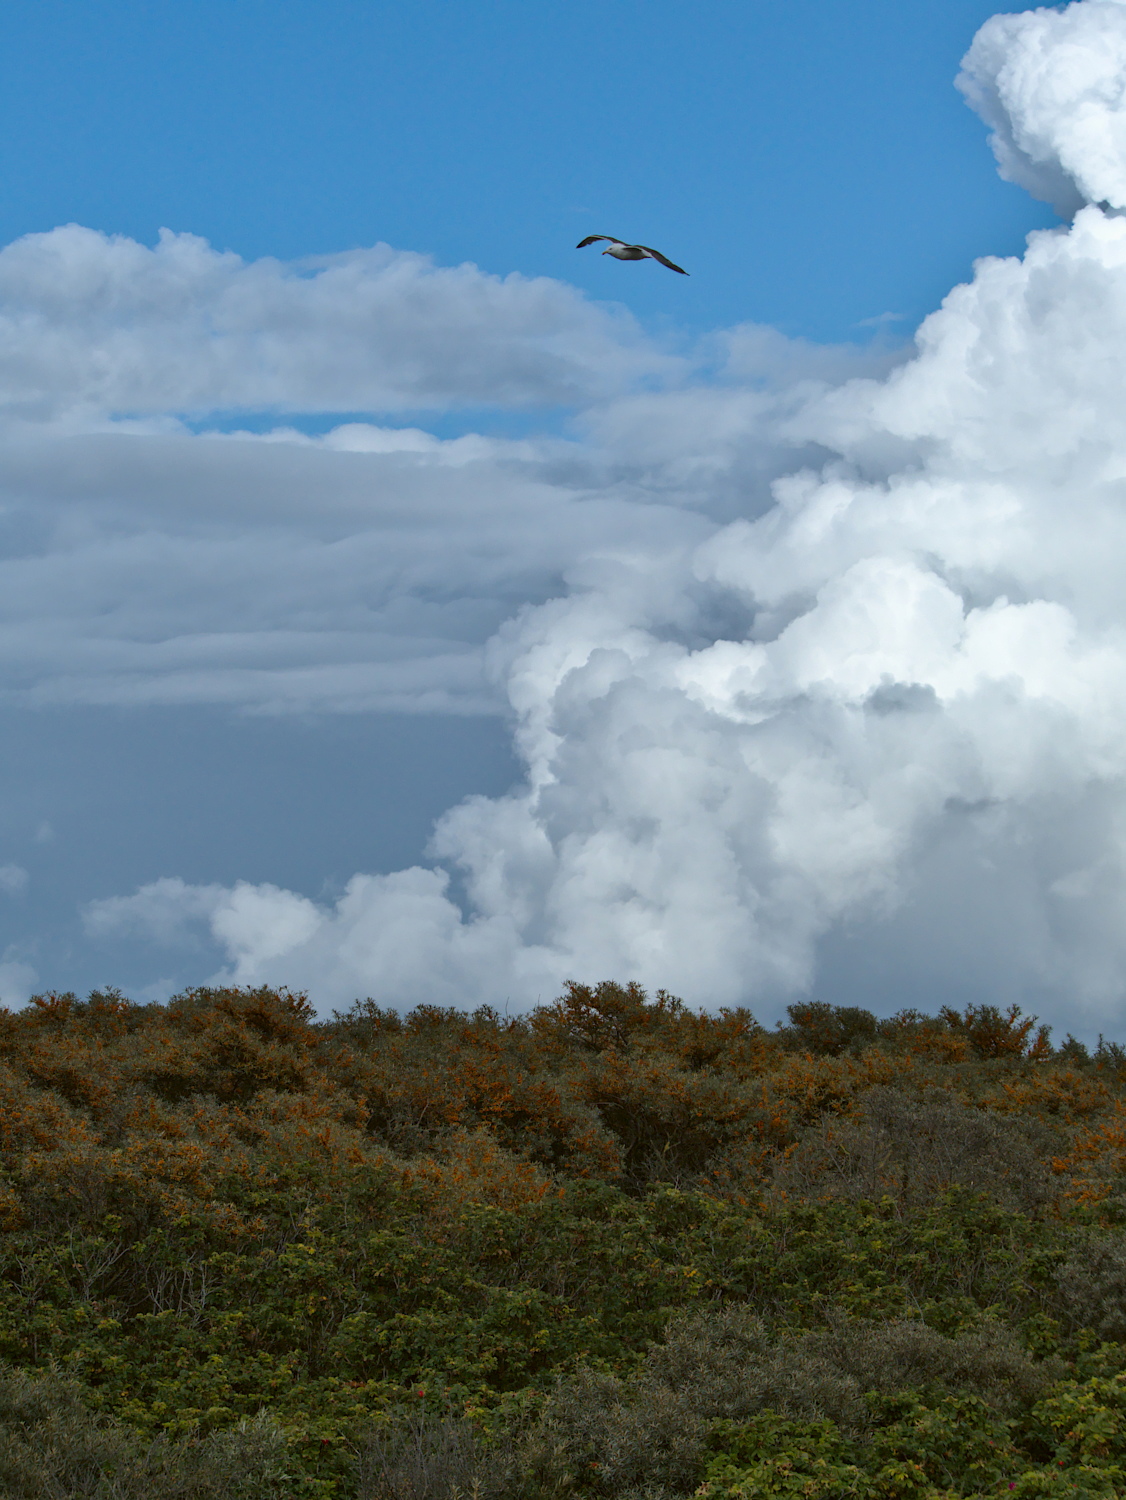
[{"left": 3, "top": 981, "right": 1126, "bottom": 1494}]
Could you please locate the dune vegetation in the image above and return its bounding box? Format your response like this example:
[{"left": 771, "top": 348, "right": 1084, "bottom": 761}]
[{"left": 2, "top": 981, "right": 1126, "bottom": 1495}]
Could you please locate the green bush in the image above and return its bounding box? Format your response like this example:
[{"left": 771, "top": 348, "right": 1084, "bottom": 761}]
[{"left": 777, "top": 1003, "right": 879, "bottom": 1057}]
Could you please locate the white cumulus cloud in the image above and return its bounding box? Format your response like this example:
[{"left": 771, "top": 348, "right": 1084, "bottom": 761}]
[{"left": 959, "top": 0, "right": 1126, "bottom": 216}]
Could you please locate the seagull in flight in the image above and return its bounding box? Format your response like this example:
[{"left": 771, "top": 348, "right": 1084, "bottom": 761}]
[{"left": 576, "top": 236, "right": 689, "bottom": 275}]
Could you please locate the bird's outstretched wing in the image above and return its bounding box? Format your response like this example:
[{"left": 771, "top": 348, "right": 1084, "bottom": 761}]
[
  {"left": 639, "top": 245, "right": 689, "bottom": 275},
  {"left": 576, "top": 235, "right": 622, "bottom": 249}
]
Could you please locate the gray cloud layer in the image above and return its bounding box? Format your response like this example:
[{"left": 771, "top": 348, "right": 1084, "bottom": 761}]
[
  {"left": 28, "top": 0, "right": 1126, "bottom": 1030},
  {"left": 0, "top": 227, "right": 675, "bottom": 418}
]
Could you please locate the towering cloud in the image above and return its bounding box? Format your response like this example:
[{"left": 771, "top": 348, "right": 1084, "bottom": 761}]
[
  {"left": 56, "top": 0, "right": 1126, "bottom": 1028},
  {"left": 958, "top": 0, "right": 1126, "bottom": 216}
]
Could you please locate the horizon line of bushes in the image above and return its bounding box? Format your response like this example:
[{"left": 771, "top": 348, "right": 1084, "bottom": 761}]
[{"left": 4, "top": 980, "right": 1126, "bottom": 1496}]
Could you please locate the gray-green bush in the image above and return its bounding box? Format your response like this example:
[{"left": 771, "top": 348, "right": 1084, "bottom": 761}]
[
  {"left": 772, "top": 1085, "right": 1062, "bottom": 1212},
  {"left": 530, "top": 1302, "right": 1048, "bottom": 1498},
  {"left": 355, "top": 1414, "right": 527, "bottom": 1500},
  {"left": 1056, "top": 1230, "right": 1126, "bottom": 1342},
  {"left": 0, "top": 1366, "right": 291, "bottom": 1500}
]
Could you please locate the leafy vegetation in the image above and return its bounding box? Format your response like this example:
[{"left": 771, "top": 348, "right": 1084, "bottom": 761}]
[{"left": 4, "top": 981, "right": 1126, "bottom": 1494}]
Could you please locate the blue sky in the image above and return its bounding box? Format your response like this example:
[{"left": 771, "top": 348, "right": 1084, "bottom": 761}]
[
  {"left": 0, "top": 0, "right": 1052, "bottom": 344},
  {"left": 4, "top": 0, "right": 1113, "bottom": 1025}
]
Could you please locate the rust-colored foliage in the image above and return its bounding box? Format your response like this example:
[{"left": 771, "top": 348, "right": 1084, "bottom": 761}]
[
  {"left": 937, "top": 1001, "right": 1052, "bottom": 1060},
  {"left": 0, "top": 981, "right": 1122, "bottom": 1222},
  {"left": 0, "top": 984, "right": 1122, "bottom": 1211}
]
